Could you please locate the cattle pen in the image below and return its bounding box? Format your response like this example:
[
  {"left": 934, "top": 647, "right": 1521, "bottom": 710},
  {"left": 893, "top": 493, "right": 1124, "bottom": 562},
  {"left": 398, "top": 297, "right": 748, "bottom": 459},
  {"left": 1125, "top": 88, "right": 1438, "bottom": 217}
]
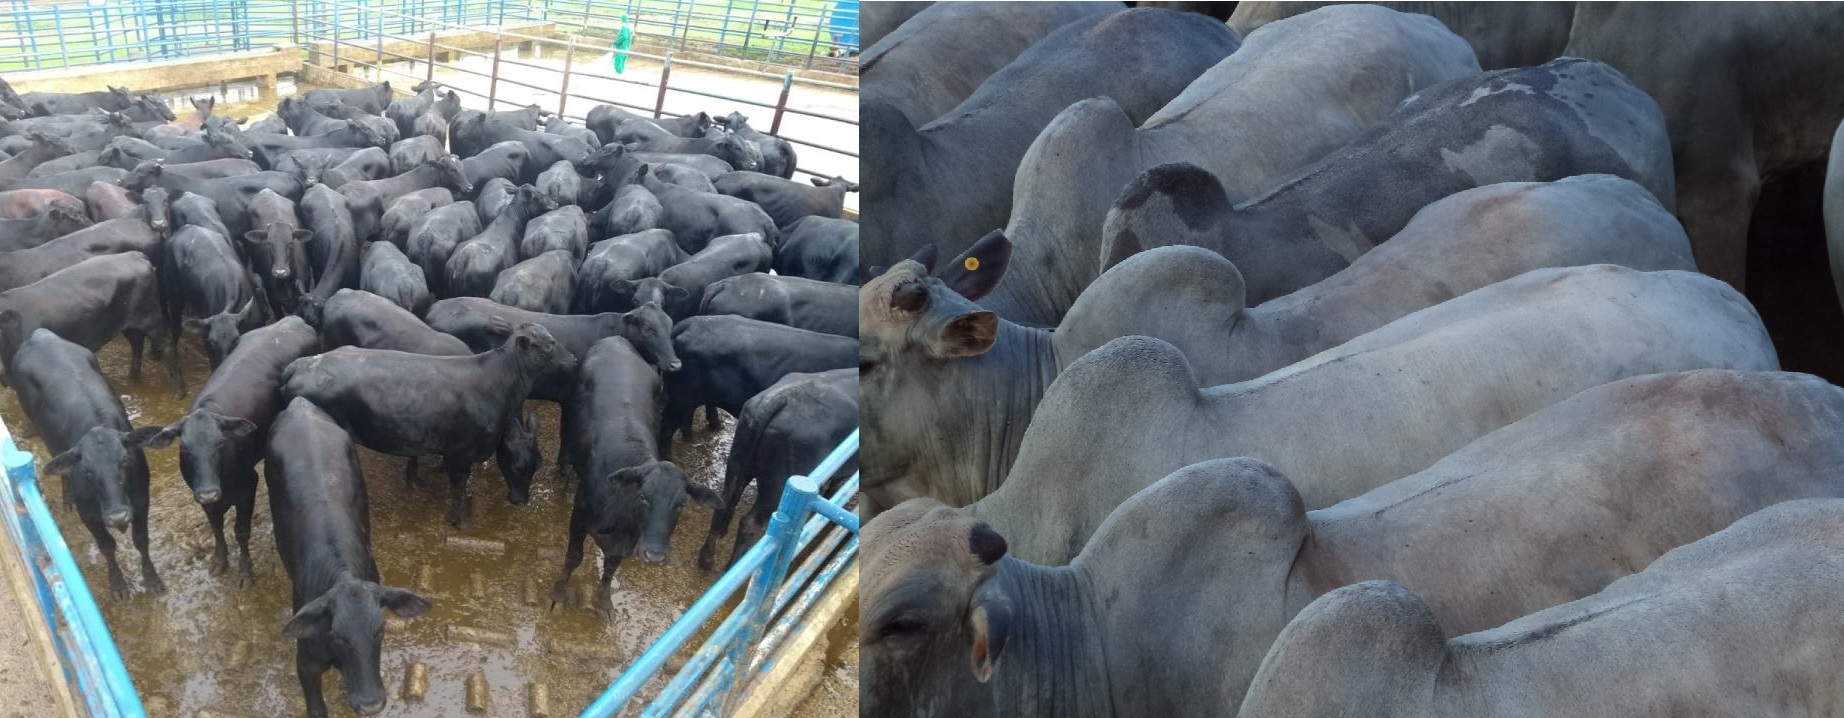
[{"left": 0, "top": 0, "right": 861, "bottom": 715}]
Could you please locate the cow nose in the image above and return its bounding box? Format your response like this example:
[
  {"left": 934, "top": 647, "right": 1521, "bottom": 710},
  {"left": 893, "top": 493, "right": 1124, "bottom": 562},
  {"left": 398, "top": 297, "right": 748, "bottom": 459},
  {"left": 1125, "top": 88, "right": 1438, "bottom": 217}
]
[
  {"left": 666, "top": 360, "right": 682, "bottom": 372},
  {"left": 273, "top": 268, "right": 290, "bottom": 279},
  {"left": 508, "top": 489, "right": 530, "bottom": 506},
  {"left": 641, "top": 548, "right": 667, "bottom": 564},
  {"left": 194, "top": 489, "right": 221, "bottom": 506},
  {"left": 105, "top": 511, "right": 131, "bottom": 531},
  {"left": 353, "top": 698, "right": 385, "bottom": 715}
]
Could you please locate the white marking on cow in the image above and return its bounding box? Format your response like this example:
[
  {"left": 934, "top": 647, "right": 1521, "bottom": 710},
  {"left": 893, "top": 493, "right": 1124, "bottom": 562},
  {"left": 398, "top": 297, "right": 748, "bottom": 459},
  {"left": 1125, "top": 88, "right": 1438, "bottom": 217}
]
[
  {"left": 1308, "top": 215, "right": 1373, "bottom": 263},
  {"left": 1440, "top": 125, "right": 1540, "bottom": 186},
  {"left": 1459, "top": 82, "right": 1535, "bottom": 107}
]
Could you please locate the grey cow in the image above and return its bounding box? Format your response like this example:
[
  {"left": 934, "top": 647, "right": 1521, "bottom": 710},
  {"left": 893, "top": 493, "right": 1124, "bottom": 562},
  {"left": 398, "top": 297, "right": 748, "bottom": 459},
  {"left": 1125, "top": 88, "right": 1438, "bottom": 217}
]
[
  {"left": 1098, "top": 58, "right": 1677, "bottom": 310},
  {"left": 1242, "top": 498, "right": 1844, "bottom": 717},
  {"left": 1229, "top": 2, "right": 1575, "bottom": 70},
  {"left": 985, "top": 4, "right": 1479, "bottom": 324},
  {"left": 868, "top": 265, "right": 1778, "bottom": 555},
  {"left": 861, "top": 176, "right": 1698, "bottom": 516},
  {"left": 860, "top": 8, "right": 1237, "bottom": 270}
]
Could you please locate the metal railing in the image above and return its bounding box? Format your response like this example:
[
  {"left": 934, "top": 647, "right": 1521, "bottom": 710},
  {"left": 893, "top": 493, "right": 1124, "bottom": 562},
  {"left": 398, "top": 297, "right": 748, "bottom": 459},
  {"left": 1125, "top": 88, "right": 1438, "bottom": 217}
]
[
  {"left": 535, "top": 0, "right": 859, "bottom": 73},
  {"left": 300, "top": 0, "right": 857, "bottom": 183},
  {"left": 0, "top": 416, "right": 145, "bottom": 718},
  {"left": 0, "top": 0, "right": 290, "bottom": 71},
  {"left": 585, "top": 430, "right": 859, "bottom": 717}
]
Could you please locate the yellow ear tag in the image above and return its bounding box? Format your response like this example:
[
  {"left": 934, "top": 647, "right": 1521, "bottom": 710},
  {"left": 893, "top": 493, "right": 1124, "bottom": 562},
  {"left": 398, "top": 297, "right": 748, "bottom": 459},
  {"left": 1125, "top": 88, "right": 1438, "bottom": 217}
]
[{"left": 964, "top": 257, "right": 980, "bottom": 271}]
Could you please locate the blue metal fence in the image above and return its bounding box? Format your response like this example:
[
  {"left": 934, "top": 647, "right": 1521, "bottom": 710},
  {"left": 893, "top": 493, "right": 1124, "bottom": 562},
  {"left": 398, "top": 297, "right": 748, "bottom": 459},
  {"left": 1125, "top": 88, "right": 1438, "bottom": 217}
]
[
  {"left": 586, "top": 429, "right": 859, "bottom": 717},
  {"left": 0, "top": 416, "right": 145, "bottom": 718}
]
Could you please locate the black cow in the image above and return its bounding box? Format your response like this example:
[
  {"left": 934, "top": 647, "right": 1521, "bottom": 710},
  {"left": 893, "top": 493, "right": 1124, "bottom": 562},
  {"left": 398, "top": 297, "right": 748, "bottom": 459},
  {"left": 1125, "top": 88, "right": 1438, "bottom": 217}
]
[
  {"left": 0, "top": 203, "right": 91, "bottom": 252},
  {"left": 296, "top": 184, "right": 360, "bottom": 328},
  {"left": 713, "top": 112, "right": 797, "bottom": 178},
  {"left": 319, "top": 288, "right": 470, "bottom": 355},
  {"left": 713, "top": 171, "right": 855, "bottom": 228},
  {"left": 596, "top": 181, "right": 663, "bottom": 239},
  {"left": 774, "top": 215, "right": 857, "bottom": 284},
  {"left": 543, "top": 116, "right": 601, "bottom": 149},
  {"left": 520, "top": 204, "right": 589, "bottom": 261},
  {"left": 535, "top": 158, "right": 590, "bottom": 207},
  {"left": 491, "top": 249, "right": 576, "bottom": 314},
  {"left": 240, "top": 122, "right": 390, "bottom": 171},
  {"left": 388, "top": 135, "right": 446, "bottom": 175},
  {"left": 640, "top": 170, "right": 777, "bottom": 254},
  {"left": 473, "top": 177, "right": 517, "bottom": 223},
  {"left": 698, "top": 368, "right": 855, "bottom": 569},
  {"left": 10, "top": 329, "right": 164, "bottom": 599},
  {"left": 122, "top": 160, "right": 304, "bottom": 239},
  {"left": 450, "top": 113, "right": 591, "bottom": 182},
  {"left": 0, "top": 133, "right": 76, "bottom": 182},
  {"left": 338, "top": 154, "right": 472, "bottom": 244},
  {"left": 314, "top": 146, "right": 393, "bottom": 190},
  {"left": 552, "top": 337, "right": 717, "bottom": 615},
  {"left": 620, "top": 231, "right": 771, "bottom": 319},
  {"left": 574, "top": 229, "right": 686, "bottom": 313},
  {"left": 0, "top": 254, "right": 173, "bottom": 390},
  {"left": 274, "top": 147, "right": 366, "bottom": 183},
  {"left": 404, "top": 201, "right": 480, "bottom": 297},
  {"left": 446, "top": 184, "right": 556, "bottom": 298},
  {"left": 267, "top": 396, "right": 431, "bottom": 718},
  {"left": 587, "top": 105, "right": 712, "bottom": 143},
  {"left": 0, "top": 213, "right": 166, "bottom": 293},
  {"left": 2, "top": 165, "right": 129, "bottom": 197},
  {"left": 281, "top": 322, "right": 571, "bottom": 525},
  {"left": 19, "top": 86, "right": 133, "bottom": 116},
  {"left": 139, "top": 317, "right": 317, "bottom": 586},
  {"left": 700, "top": 273, "right": 857, "bottom": 338},
  {"left": 302, "top": 81, "right": 393, "bottom": 115},
  {"left": 459, "top": 141, "right": 529, "bottom": 193},
  {"left": 661, "top": 315, "right": 856, "bottom": 452},
  {"left": 359, "top": 240, "right": 432, "bottom": 316},
  {"left": 241, "top": 187, "right": 313, "bottom": 319},
  {"left": 425, "top": 295, "right": 678, "bottom": 400},
  {"left": 379, "top": 187, "right": 453, "bottom": 249},
  {"left": 164, "top": 224, "right": 262, "bottom": 381},
  {"left": 651, "top": 162, "right": 716, "bottom": 193},
  {"left": 99, "top": 125, "right": 255, "bottom": 169},
  {"left": 619, "top": 120, "right": 763, "bottom": 173}
]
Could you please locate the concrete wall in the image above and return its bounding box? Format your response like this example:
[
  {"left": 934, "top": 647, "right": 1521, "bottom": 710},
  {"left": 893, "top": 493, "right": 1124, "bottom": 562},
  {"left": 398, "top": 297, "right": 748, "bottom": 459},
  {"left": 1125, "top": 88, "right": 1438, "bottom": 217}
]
[{"left": 5, "top": 46, "right": 302, "bottom": 95}]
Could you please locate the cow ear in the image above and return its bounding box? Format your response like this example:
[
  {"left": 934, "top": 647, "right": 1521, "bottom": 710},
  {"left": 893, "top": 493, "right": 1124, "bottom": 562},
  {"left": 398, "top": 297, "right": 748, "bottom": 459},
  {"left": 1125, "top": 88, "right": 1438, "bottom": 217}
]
[
  {"left": 40, "top": 449, "right": 80, "bottom": 477},
  {"left": 181, "top": 317, "right": 206, "bottom": 335},
  {"left": 121, "top": 425, "right": 167, "bottom": 448},
  {"left": 377, "top": 586, "right": 432, "bottom": 618},
  {"left": 487, "top": 315, "right": 513, "bottom": 338},
  {"left": 930, "top": 311, "right": 997, "bottom": 358},
  {"left": 809, "top": 177, "right": 826, "bottom": 187},
  {"left": 136, "top": 422, "right": 181, "bottom": 449},
  {"left": 216, "top": 416, "right": 259, "bottom": 440},
  {"left": 281, "top": 594, "right": 332, "bottom": 639},
  {"left": 292, "top": 228, "right": 313, "bottom": 242},
  {"left": 968, "top": 570, "right": 1012, "bottom": 684},
  {"left": 666, "top": 286, "right": 691, "bottom": 302},
  {"left": 907, "top": 245, "right": 936, "bottom": 273},
  {"left": 241, "top": 230, "right": 265, "bottom": 246},
  {"left": 608, "top": 467, "right": 645, "bottom": 489},
  {"left": 685, "top": 481, "right": 721, "bottom": 509},
  {"left": 937, "top": 230, "right": 1010, "bottom": 301},
  {"left": 609, "top": 279, "right": 637, "bottom": 296}
]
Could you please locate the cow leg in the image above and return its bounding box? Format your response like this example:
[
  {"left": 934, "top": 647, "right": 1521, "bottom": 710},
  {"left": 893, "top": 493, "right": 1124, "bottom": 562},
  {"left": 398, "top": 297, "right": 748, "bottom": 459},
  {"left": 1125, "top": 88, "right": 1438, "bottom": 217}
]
[
  {"left": 594, "top": 543, "right": 623, "bottom": 618},
  {"left": 697, "top": 470, "right": 749, "bottom": 571},
  {"left": 204, "top": 503, "right": 231, "bottom": 576},
  {"left": 729, "top": 504, "right": 770, "bottom": 571},
  {"left": 443, "top": 455, "right": 473, "bottom": 527},
  {"left": 82, "top": 515, "right": 130, "bottom": 600},
  {"left": 549, "top": 515, "right": 588, "bottom": 610},
  {"left": 123, "top": 328, "right": 146, "bottom": 383},
  {"left": 704, "top": 404, "right": 722, "bottom": 429},
  {"left": 402, "top": 455, "right": 421, "bottom": 487},
  {"left": 297, "top": 651, "right": 331, "bottom": 718},
  {"left": 233, "top": 490, "right": 258, "bottom": 588},
  {"left": 133, "top": 509, "right": 163, "bottom": 595},
  {"left": 1671, "top": 103, "right": 1758, "bottom": 292}
]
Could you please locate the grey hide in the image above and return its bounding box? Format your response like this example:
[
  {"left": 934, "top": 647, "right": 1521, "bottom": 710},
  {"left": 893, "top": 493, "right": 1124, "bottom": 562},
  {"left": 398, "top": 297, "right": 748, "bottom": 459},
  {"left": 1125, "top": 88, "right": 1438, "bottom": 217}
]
[
  {"left": 985, "top": 4, "right": 1480, "bottom": 324},
  {"left": 861, "top": 175, "right": 1698, "bottom": 514},
  {"left": 1097, "top": 58, "right": 1677, "bottom": 310},
  {"left": 897, "top": 265, "right": 1779, "bottom": 561},
  {"left": 1229, "top": 2, "right": 1575, "bottom": 70},
  {"left": 859, "top": 8, "right": 1238, "bottom": 271},
  {"left": 1242, "top": 498, "right": 1844, "bottom": 717}
]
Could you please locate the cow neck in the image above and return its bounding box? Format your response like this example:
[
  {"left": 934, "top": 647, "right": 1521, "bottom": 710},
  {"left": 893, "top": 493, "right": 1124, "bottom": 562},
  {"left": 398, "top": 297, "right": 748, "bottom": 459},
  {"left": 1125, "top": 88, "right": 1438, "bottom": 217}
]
[
  {"left": 982, "top": 557, "right": 1115, "bottom": 718},
  {"left": 479, "top": 339, "right": 538, "bottom": 402},
  {"left": 933, "top": 318, "right": 1056, "bottom": 503},
  {"left": 483, "top": 204, "right": 530, "bottom": 242},
  {"left": 297, "top": 530, "right": 374, "bottom": 602}
]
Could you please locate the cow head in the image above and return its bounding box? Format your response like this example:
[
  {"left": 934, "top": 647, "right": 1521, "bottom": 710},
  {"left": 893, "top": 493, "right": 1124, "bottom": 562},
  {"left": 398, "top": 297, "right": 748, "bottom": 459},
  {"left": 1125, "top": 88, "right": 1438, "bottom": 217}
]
[
  {"left": 434, "top": 90, "right": 460, "bottom": 120},
  {"left": 43, "top": 424, "right": 166, "bottom": 533},
  {"left": 138, "top": 185, "right": 170, "bottom": 235},
  {"left": 861, "top": 501, "right": 1013, "bottom": 715},
  {"left": 427, "top": 154, "right": 473, "bottom": 195},
  {"left": 183, "top": 297, "right": 259, "bottom": 368},
  {"left": 516, "top": 183, "right": 560, "bottom": 219},
  {"left": 716, "top": 111, "right": 749, "bottom": 131},
  {"left": 25, "top": 132, "right": 73, "bottom": 159},
  {"left": 243, "top": 223, "right": 314, "bottom": 284},
  {"left": 191, "top": 96, "right": 215, "bottom": 118},
  {"left": 135, "top": 95, "right": 175, "bottom": 122},
  {"left": 610, "top": 277, "right": 688, "bottom": 318},
  {"left": 120, "top": 159, "right": 164, "bottom": 190},
  {"left": 617, "top": 301, "right": 679, "bottom": 372},
  {"left": 859, "top": 232, "right": 1010, "bottom": 504},
  {"left": 505, "top": 321, "right": 576, "bottom": 377},
  {"left": 591, "top": 461, "right": 717, "bottom": 565},
  {"left": 345, "top": 118, "right": 389, "bottom": 149},
  {"left": 495, "top": 411, "right": 541, "bottom": 505},
  {"left": 203, "top": 122, "right": 254, "bottom": 161},
  {"left": 281, "top": 578, "right": 430, "bottom": 716},
  {"left": 708, "top": 133, "right": 763, "bottom": 173},
  {"left": 812, "top": 176, "right": 859, "bottom": 192},
  {"left": 106, "top": 85, "right": 134, "bottom": 108},
  {"left": 137, "top": 408, "right": 258, "bottom": 507},
  {"left": 45, "top": 203, "right": 94, "bottom": 237}
]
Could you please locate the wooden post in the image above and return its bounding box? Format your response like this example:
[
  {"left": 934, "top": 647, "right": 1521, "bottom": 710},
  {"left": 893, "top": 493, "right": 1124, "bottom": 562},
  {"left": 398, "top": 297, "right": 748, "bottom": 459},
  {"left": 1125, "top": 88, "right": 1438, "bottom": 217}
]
[
  {"left": 653, "top": 53, "right": 672, "bottom": 118},
  {"left": 487, "top": 31, "right": 503, "bottom": 109},
  {"left": 556, "top": 37, "right": 573, "bottom": 118}
]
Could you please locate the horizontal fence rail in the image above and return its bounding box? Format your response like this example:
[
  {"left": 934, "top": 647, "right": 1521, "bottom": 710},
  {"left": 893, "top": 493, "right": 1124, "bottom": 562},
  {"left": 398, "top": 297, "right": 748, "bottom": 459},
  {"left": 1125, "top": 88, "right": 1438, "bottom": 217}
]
[
  {"left": 586, "top": 430, "right": 859, "bottom": 717},
  {"left": 0, "top": 417, "right": 145, "bottom": 717}
]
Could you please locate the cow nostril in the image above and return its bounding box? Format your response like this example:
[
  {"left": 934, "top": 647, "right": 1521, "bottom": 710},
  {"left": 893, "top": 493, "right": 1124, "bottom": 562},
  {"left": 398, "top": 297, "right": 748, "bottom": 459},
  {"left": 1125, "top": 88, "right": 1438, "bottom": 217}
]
[
  {"left": 273, "top": 269, "right": 290, "bottom": 279},
  {"left": 667, "top": 361, "right": 682, "bottom": 372},
  {"left": 354, "top": 698, "right": 385, "bottom": 715},
  {"left": 105, "top": 511, "right": 131, "bottom": 529},
  {"left": 642, "top": 549, "right": 667, "bottom": 564},
  {"left": 195, "top": 490, "right": 221, "bottom": 505}
]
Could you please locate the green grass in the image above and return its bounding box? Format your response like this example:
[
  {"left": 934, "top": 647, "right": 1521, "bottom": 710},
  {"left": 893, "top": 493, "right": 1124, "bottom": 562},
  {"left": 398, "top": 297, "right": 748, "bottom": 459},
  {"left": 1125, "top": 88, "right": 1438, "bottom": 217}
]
[{"left": 540, "top": 0, "right": 851, "bottom": 67}]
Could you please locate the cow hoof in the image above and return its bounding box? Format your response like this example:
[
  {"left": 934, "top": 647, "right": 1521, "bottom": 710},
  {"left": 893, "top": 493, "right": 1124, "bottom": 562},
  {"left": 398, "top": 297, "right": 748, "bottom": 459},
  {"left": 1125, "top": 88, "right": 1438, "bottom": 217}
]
[
  {"left": 207, "top": 557, "right": 228, "bottom": 577},
  {"left": 548, "top": 584, "right": 571, "bottom": 609},
  {"left": 109, "top": 581, "right": 131, "bottom": 601},
  {"left": 144, "top": 576, "right": 166, "bottom": 595},
  {"left": 594, "top": 594, "right": 614, "bottom": 619},
  {"left": 237, "top": 572, "right": 257, "bottom": 590},
  {"left": 695, "top": 549, "right": 715, "bottom": 572}
]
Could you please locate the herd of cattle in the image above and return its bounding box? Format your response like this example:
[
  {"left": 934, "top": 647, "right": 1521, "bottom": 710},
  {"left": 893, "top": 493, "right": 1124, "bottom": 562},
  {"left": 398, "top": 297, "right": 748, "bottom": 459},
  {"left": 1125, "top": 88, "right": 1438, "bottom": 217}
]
[
  {"left": 0, "top": 69, "right": 859, "bottom": 716},
  {"left": 859, "top": 3, "right": 1844, "bottom": 717}
]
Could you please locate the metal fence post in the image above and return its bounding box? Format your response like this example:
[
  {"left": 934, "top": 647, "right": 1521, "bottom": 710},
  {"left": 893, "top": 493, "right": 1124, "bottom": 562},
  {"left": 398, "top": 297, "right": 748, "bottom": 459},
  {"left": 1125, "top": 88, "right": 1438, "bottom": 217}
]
[
  {"left": 557, "top": 37, "right": 573, "bottom": 118},
  {"left": 653, "top": 52, "right": 671, "bottom": 118},
  {"left": 289, "top": 0, "right": 298, "bottom": 45},
  {"left": 718, "top": 474, "right": 818, "bottom": 713},
  {"left": 375, "top": 0, "right": 385, "bottom": 70},
  {"left": 768, "top": 71, "right": 791, "bottom": 135},
  {"left": 52, "top": 4, "right": 67, "bottom": 68},
  {"left": 487, "top": 30, "right": 503, "bottom": 109},
  {"left": 426, "top": 30, "right": 437, "bottom": 85},
  {"left": 332, "top": 0, "right": 341, "bottom": 70}
]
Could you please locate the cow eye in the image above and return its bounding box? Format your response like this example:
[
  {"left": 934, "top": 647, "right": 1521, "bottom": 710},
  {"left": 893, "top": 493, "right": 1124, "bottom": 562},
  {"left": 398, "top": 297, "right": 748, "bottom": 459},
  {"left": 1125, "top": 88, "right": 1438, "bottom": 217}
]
[
  {"left": 881, "top": 617, "right": 926, "bottom": 638},
  {"left": 859, "top": 359, "right": 876, "bottom": 374}
]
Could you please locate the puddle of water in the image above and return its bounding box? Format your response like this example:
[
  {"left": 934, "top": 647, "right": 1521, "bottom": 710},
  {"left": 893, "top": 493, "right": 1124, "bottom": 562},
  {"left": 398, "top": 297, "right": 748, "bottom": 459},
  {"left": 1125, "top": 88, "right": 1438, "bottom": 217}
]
[{"left": 0, "top": 335, "right": 855, "bottom": 717}]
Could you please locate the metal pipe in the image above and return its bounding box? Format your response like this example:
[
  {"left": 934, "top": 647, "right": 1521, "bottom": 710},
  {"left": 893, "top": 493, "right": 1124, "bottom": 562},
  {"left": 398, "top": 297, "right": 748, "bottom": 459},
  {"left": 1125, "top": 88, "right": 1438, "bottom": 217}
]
[
  {"left": 487, "top": 29, "right": 502, "bottom": 109},
  {"left": 769, "top": 71, "right": 791, "bottom": 135},
  {"left": 718, "top": 474, "right": 817, "bottom": 713},
  {"left": 426, "top": 30, "right": 436, "bottom": 85},
  {"left": 556, "top": 35, "right": 573, "bottom": 118}
]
